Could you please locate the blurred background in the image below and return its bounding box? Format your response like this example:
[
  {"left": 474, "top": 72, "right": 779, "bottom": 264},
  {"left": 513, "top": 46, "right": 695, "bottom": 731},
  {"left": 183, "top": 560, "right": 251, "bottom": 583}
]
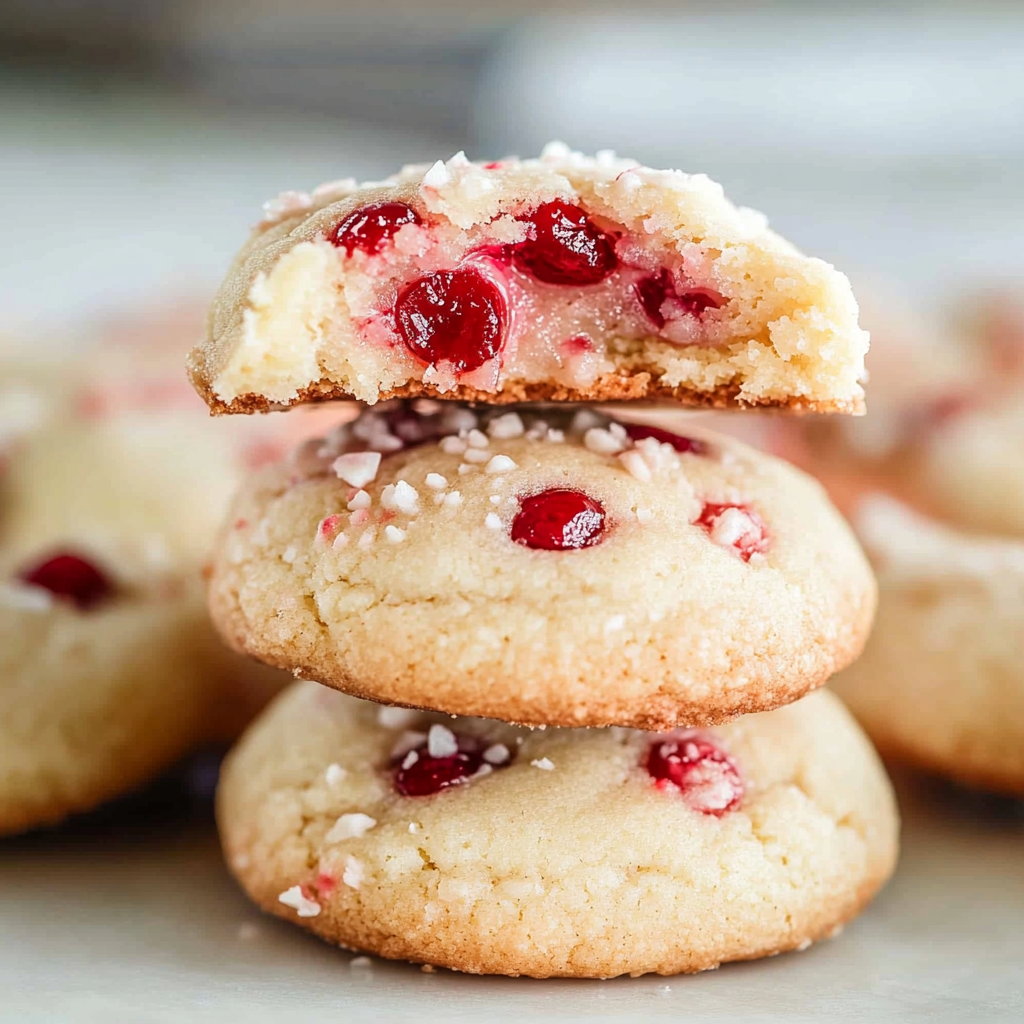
[{"left": 1, "top": 0, "right": 1023, "bottom": 343}]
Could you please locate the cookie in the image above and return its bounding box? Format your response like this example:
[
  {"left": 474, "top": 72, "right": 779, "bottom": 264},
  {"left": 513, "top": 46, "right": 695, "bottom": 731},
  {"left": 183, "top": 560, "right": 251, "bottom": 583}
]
[
  {"left": 189, "top": 142, "right": 868, "bottom": 416},
  {"left": 218, "top": 682, "right": 898, "bottom": 978},
  {"left": 208, "top": 401, "right": 876, "bottom": 730},
  {"left": 831, "top": 496, "right": 1024, "bottom": 796}
]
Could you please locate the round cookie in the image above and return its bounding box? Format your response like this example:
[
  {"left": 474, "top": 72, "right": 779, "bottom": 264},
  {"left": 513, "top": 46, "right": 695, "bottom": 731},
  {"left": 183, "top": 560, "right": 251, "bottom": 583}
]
[
  {"left": 218, "top": 682, "right": 898, "bottom": 978},
  {"left": 208, "top": 401, "right": 876, "bottom": 730},
  {"left": 831, "top": 496, "right": 1024, "bottom": 796},
  {"left": 190, "top": 142, "right": 867, "bottom": 416}
]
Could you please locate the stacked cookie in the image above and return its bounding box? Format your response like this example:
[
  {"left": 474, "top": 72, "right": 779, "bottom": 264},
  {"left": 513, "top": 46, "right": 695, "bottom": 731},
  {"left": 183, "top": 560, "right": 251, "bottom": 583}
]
[{"left": 193, "top": 146, "right": 898, "bottom": 978}]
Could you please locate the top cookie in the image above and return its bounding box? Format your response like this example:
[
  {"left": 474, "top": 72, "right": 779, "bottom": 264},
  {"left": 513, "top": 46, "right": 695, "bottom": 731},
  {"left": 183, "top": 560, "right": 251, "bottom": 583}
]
[{"left": 189, "top": 143, "right": 868, "bottom": 416}]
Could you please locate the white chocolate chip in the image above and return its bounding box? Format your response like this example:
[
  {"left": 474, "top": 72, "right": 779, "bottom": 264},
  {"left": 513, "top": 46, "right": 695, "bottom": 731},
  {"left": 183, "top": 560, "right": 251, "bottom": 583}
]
[
  {"left": 325, "top": 813, "right": 377, "bottom": 843},
  {"left": 333, "top": 452, "right": 382, "bottom": 488},
  {"left": 427, "top": 724, "right": 459, "bottom": 758},
  {"left": 485, "top": 454, "right": 516, "bottom": 474}
]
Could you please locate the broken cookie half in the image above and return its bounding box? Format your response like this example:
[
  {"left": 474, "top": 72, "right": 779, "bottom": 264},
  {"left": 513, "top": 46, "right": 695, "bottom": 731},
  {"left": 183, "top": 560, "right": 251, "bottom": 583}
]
[{"left": 189, "top": 143, "right": 869, "bottom": 416}]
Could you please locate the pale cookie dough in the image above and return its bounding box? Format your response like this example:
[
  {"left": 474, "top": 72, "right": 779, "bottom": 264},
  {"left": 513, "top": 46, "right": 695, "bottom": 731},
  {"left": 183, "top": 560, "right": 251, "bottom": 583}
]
[
  {"left": 190, "top": 143, "right": 868, "bottom": 416},
  {"left": 208, "top": 402, "right": 876, "bottom": 730},
  {"left": 218, "top": 683, "right": 898, "bottom": 978},
  {"left": 831, "top": 496, "right": 1024, "bottom": 796}
]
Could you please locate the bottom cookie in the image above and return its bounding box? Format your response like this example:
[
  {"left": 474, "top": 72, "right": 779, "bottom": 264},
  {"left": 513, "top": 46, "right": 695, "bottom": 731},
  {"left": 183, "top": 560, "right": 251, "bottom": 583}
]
[{"left": 217, "top": 683, "right": 898, "bottom": 978}]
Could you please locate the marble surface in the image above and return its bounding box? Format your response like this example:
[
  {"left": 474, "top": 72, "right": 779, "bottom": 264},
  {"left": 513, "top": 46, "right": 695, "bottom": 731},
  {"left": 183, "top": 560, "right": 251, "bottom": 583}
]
[{"left": 0, "top": 772, "right": 1021, "bottom": 1023}]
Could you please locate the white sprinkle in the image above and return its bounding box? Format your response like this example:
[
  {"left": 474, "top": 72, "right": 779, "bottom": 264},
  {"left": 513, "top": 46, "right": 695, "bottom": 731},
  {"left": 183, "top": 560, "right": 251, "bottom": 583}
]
[
  {"left": 237, "top": 922, "right": 260, "bottom": 940},
  {"left": 347, "top": 489, "right": 371, "bottom": 510},
  {"left": 384, "top": 525, "right": 406, "bottom": 544},
  {"left": 487, "top": 412, "right": 524, "bottom": 439},
  {"left": 279, "top": 886, "right": 321, "bottom": 917},
  {"left": 608, "top": 421, "right": 628, "bottom": 441},
  {"left": 381, "top": 479, "right": 419, "bottom": 513},
  {"left": 584, "top": 427, "right": 625, "bottom": 454},
  {"left": 428, "top": 724, "right": 459, "bottom": 758},
  {"left": 467, "top": 428, "right": 490, "bottom": 449},
  {"left": 325, "top": 813, "right": 378, "bottom": 843},
  {"left": 604, "top": 614, "right": 626, "bottom": 632},
  {"left": 531, "top": 757, "right": 555, "bottom": 771},
  {"left": 483, "top": 743, "right": 511, "bottom": 765},
  {"left": 421, "top": 159, "right": 451, "bottom": 189},
  {"left": 458, "top": 463, "right": 477, "bottom": 475},
  {"left": 342, "top": 855, "right": 365, "bottom": 889},
  {"left": 443, "top": 490, "right": 463, "bottom": 507},
  {"left": 636, "top": 506, "right": 655, "bottom": 525},
  {"left": 282, "top": 544, "right": 298, "bottom": 564},
  {"left": 425, "top": 472, "right": 448, "bottom": 490},
  {"left": 462, "top": 447, "right": 491, "bottom": 464},
  {"left": 333, "top": 451, "right": 382, "bottom": 488},
  {"left": 485, "top": 513, "right": 503, "bottom": 530},
  {"left": 325, "top": 764, "right": 347, "bottom": 786},
  {"left": 378, "top": 706, "right": 420, "bottom": 729},
  {"left": 0, "top": 583, "right": 53, "bottom": 612},
  {"left": 619, "top": 449, "right": 653, "bottom": 482},
  {"left": 489, "top": 495, "right": 502, "bottom": 505},
  {"left": 439, "top": 435, "right": 468, "bottom": 455},
  {"left": 408, "top": 822, "right": 420, "bottom": 834},
  {"left": 332, "top": 532, "right": 350, "bottom": 550},
  {"left": 546, "top": 429, "right": 565, "bottom": 443},
  {"left": 485, "top": 454, "right": 516, "bottom": 474},
  {"left": 350, "top": 956, "right": 374, "bottom": 970},
  {"left": 357, "top": 527, "right": 377, "bottom": 549}
]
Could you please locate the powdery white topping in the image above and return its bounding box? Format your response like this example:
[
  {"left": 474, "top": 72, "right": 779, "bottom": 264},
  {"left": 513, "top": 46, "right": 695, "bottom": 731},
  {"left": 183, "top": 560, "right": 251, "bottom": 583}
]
[
  {"left": 278, "top": 885, "right": 321, "bottom": 917},
  {"left": 531, "top": 757, "right": 556, "bottom": 771},
  {"left": 325, "top": 813, "right": 378, "bottom": 843},
  {"left": 0, "top": 582, "right": 54, "bottom": 613},
  {"left": 342, "top": 855, "right": 365, "bottom": 889},
  {"left": 487, "top": 412, "right": 525, "bottom": 439},
  {"left": 485, "top": 454, "right": 516, "bottom": 474},
  {"left": 483, "top": 743, "right": 511, "bottom": 765},
  {"left": 324, "top": 763, "right": 347, "bottom": 786},
  {"left": 427, "top": 723, "right": 459, "bottom": 758},
  {"left": 485, "top": 512, "right": 503, "bottom": 530},
  {"left": 347, "top": 489, "right": 371, "bottom": 510},
  {"left": 381, "top": 480, "right": 419, "bottom": 513},
  {"left": 384, "top": 525, "right": 407, "bottom": 544},
  {"left": 378, "top": 706, "right": 420, "bottom": 729},
  {"left": 424, "top": 472, "right": 448, "bottom": 490},
  {"left": 333, "top": 452, "right": 381, "bottom": 488}
]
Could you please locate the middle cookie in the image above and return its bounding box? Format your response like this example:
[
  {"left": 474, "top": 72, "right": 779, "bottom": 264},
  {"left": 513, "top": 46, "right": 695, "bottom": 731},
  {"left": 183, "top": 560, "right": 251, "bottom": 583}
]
[{"left": 209, "top": 403, "right": 875, "bottom": 730}]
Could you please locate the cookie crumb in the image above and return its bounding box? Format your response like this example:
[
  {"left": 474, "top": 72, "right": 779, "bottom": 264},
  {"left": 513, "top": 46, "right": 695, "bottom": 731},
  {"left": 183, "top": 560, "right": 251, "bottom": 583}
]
[
  {"left": 279, "top": 885, "right": 321, "bottom": 917},
  {"left": 531, "top": 757, "right": 555, "bottom": 771}
]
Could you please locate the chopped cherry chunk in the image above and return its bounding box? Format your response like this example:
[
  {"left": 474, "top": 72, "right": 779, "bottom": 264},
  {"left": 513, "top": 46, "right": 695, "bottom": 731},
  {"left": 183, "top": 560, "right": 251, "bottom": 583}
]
[
  {"left": 513, "top": 201, "right": 617, "bottom": 285},
  {"left": 623, "top": 422, "right": 707, "bottom": 455},
  {"left": 395, "top": 268, "right": 507, "bottom": 372},
  {"left": 393, "top": 731, "right": 510, "bottom": 797},
  {"left": 330, "top": 202, "right": 420, "bottom": 255},
  {"left": 17, "top": 552, "right": 114, "bottom": 610},
  {"left": 695, "top": 502, "right": 770, "bottom": 562},
  {"left": 646, "top": 733, "right": 743, "bottom": 815},
  {"left": 511, "top": 489, "right": 606, "bottom": 550},
  {"left": 634, "top": 269, "right": 724, "bottom": 328}
]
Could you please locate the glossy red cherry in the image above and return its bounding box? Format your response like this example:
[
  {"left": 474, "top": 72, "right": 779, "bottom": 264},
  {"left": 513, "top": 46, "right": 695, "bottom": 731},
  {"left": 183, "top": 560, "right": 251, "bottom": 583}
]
[
  {"left": 512, "top": 201, "right": 617, "bottom": 285},
  {"left": 330, "top": 202, "right": 420, "bottom": 255},
  {"left": 695, "top": 502, "right": 770, "bottom": 562},
  {"left": 511, "top": 489, "right": 606, "bottom": 550},
  {"left": 634, "top": 269, "right": 723, "bottom": 328},
  {"left": 623, "top": 422, "right": 707, "bottom": 455},
  {"left": 17, "top": 552, "right": 114, "bottom": 610},
  {"left": 646, "top": 734, "right": 743, "bottom": 815},
  {"left": 395, "top": 268, "right": 507, "bottom": 372},
  {"left": 393, "top": 733, "right": 510, "bottom": 797}
]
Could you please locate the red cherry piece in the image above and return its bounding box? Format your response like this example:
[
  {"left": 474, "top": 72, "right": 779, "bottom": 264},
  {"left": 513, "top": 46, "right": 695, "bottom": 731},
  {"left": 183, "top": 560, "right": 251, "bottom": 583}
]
[
  {"left": 646, "top": 734, "right": 744, "bottom": 816},
  {"left": 511, "top": 489, "right": 606, "bottom": 551},
  {"left": 623, "top": 422, "right": 707, "bottom": 455},
  {"left": 330, "top": 202, "right": 420, "bottom": 255},
  {"left": 695, "top": 502, "right": 770, "bottom": 562},
  {"left": 395, "top": 269, "right": 506, "bottom": 373},
  {"left": 634, "top": 269, "right": 724, "bottom": 328},
  {"left": 513, "top": 201, "right": 617, "bottom": 285},
  {"left": 17, "top": 552, "right": 114, "bottom": 610},
  {"left": 393, "top": 735, "right": 510, "bottom": 797}
]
